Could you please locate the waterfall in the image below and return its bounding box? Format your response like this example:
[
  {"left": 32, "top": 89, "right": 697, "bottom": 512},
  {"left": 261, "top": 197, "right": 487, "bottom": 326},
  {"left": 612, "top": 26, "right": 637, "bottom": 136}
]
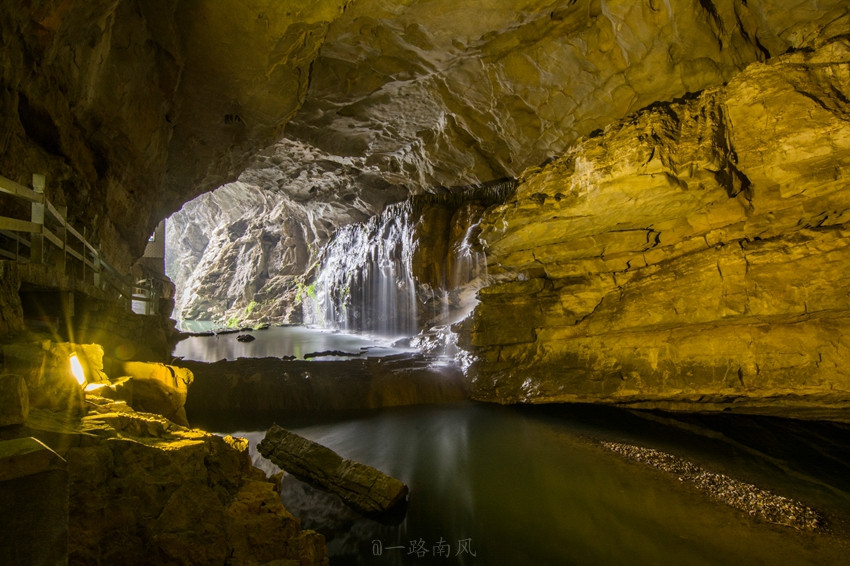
[
  {"left": 304, "top": 179, "right": 515, "bottom": 338},
  {"left": 305, "top": 201, "right": 419, "bottom": 337}
]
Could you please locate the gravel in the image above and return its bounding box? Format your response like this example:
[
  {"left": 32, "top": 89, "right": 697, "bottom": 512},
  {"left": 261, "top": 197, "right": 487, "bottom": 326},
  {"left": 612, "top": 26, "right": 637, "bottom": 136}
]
[{"left": 599, "top": 440, "right": 824, "bottom": 531}]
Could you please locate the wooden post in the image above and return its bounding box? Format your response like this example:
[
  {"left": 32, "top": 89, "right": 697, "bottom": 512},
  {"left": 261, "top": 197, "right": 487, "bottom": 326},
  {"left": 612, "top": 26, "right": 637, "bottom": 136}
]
[
  {"left": 30, "top": 174, "right": 45, "bottom": 264},
  {"left": 56, "top": 205, "right": 67, "bottom": 276},
  {"left": 82, "top": 227, "right": 87, "bottom": 282},
  {"left": 92, "top": 250, "right": 101, "bottom": 288}
]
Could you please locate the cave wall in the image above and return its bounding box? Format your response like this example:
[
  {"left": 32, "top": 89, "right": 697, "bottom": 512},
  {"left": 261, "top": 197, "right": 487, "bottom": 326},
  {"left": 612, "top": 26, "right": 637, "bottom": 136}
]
[
  {"left": 464, "top": 36, "right": 850, "bottom": 412},
  {"left": 288, "top": 0, "right": 850, "bottom": 193},
  {"left": 165, "top": 0, "right": 850, "bottom": 330},
  {"left": 3, "top": 1, "right": 850, "bottom": 414},
  {"left": 0, "top": 0, "right": 349, "bottom": 270},
  {"left": 4, "top": 0, "right": 848, "bottom": 325}
]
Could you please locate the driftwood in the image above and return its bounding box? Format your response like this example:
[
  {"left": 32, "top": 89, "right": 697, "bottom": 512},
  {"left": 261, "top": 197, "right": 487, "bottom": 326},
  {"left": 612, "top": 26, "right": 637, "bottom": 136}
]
[{"left": 258, "top": 424, "right": 408, "bottom": 519}]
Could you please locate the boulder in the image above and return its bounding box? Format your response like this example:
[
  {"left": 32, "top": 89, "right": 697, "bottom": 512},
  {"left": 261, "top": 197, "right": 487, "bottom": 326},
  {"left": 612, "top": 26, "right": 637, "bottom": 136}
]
[
  {"left": 57, "top": 400, "right": 328, "bottom": 565},
  {"left": 258, "top": 424, "right": 408, "bottom": 519},
  {"left": 236, "top": 334, "right": 255, "bottom": 342},
  {"left": 117, "top": 361, "right": 194, "bottom": 426},
  {"left": 2, "top": 342, "right": 108, "bottom": 416},
  {"left": 0, "top": 374, "right": 28, "bottom": 426}
]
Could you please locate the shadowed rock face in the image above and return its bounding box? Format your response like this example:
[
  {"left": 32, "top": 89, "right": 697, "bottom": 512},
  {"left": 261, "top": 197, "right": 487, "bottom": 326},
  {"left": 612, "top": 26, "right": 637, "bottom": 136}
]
[{"left": 0, "top": 0, "right": 351, "bottom": 268}]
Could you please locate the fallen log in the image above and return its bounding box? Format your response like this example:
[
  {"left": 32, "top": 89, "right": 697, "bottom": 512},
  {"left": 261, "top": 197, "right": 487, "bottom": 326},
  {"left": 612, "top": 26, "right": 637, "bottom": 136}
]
[{"left": 258, "top": 424, "right": 408, "bottom": 520}]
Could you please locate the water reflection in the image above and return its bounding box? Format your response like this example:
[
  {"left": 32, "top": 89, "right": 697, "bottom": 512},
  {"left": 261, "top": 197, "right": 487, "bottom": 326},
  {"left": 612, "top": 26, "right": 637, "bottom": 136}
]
[
  {"left": 232, "top": 404, "right": 850, "bottom": 566},
  {"left": 173, "top": 326, "right": 410, "bottom": 362}
]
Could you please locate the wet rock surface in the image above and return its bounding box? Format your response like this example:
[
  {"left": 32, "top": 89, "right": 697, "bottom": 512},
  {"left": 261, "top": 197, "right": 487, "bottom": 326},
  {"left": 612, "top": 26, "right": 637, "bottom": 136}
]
[
  {"left": 64, "top": 401, "right": 327, "bottom": 566},
  {"left": 258, "top": 424, "right": 408, "bottom": 519},
  {"left": 182, "top": 355, "right": 468, "bottom": 427},
  {"left": 0, "top": 398, "right": 329, "bottom": 566}
]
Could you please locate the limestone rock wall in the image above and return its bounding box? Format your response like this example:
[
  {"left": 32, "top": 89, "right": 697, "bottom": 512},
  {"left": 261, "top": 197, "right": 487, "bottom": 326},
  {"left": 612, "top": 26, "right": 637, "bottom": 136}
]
[
  {"left": 0, "top": 0, "right": 349, "bottom": 270},
  {"left": 285, "top": 0, "right": 850, "bottom": 199},
  {"left": 162, "top": 0, "right": 849, "bottom": 332},
  {"left": 166, "top": 138, "right": 408, "bottom": 328},
  {"left": 5, "top": 0, "right": 847, "bottom": 276},
  {"left": 465, "top": 37, "right": 850, "bottom": 413}
]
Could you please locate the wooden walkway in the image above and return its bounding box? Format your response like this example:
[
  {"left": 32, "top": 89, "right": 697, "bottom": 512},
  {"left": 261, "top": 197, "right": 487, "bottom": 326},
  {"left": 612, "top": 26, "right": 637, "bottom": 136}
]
[{"left": 0, "top": 173, "right": 160, "bottom": 314}]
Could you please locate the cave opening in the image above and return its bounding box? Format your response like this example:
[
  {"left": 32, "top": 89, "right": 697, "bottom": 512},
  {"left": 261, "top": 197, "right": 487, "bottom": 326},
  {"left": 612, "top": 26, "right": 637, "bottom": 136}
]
[{"left": 2, "top": 2, "right": 850, "bottom": 565}]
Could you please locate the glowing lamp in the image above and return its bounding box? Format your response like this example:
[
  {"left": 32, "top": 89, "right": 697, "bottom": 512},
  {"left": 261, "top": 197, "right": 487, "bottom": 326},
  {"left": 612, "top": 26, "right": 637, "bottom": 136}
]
[{"left": 69, "top": 354, "right": 86, "bottom": 385}]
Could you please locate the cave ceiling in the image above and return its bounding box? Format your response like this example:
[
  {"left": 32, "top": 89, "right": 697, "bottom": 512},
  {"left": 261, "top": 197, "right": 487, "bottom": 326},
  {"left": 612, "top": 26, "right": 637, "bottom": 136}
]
[
  {"left": 2, "top": 1, "right": 848, "bottom": 265},
  {"left": 253, "top": 0, "right": 849, "bottom": 208}
]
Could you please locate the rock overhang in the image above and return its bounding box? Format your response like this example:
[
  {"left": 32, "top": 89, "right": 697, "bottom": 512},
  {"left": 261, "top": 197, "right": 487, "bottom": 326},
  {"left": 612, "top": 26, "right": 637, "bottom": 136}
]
[{"left": 4, "top": 0, "right": 849, "bottom": 269}]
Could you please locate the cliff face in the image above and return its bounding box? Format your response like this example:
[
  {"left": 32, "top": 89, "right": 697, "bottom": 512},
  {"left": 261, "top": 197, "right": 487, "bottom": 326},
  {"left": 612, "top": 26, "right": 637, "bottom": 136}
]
[
  {"left": 165, "top": 138, "right": 409, "bottom": 327},
  {"left": 463, "top": 37, "right": 850, "bottom": 413},
  {"left": 5, "top": 0, "right": 846, "bottom": 270}
]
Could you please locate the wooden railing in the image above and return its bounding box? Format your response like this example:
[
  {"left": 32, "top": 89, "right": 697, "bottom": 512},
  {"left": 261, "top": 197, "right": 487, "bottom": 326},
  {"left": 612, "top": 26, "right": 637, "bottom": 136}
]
[{"left": 0, "top": 173, "right": 159, "bottom": 314}]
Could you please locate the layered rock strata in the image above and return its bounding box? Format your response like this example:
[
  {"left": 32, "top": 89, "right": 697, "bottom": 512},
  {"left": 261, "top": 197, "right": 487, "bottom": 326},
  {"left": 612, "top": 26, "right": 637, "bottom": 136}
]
[
  {"left": 5, "top": 1, "right": 847, "bottom": 294},
  {"left": 162, "top": 1, "right": 850, "bottom": 329},
  {"left": 463, "top": 37, "right": 850, "bottom": 414}
]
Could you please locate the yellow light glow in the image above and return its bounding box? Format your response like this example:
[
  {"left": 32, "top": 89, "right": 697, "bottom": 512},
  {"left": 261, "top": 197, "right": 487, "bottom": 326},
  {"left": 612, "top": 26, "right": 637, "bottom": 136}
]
[{"left": 69, "top": 354, "right": 86, "bottom": 385}]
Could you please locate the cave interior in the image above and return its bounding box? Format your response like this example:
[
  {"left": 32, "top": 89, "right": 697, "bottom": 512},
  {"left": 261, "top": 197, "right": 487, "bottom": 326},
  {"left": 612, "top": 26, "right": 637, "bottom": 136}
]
[{"left": 2, "top": 1, "right": 850, "bottom": 564}]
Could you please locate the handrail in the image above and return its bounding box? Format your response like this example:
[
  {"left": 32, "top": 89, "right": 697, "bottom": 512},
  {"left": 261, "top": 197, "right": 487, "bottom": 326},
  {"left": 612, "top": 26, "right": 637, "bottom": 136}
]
[
  {"left": 44, "top": 199, "right": 99, "bottom": 255},
  {"left": 0, "top": 175, "right": 43, "bottom": 203},
  {"left": 0, "top": 172, "right": 160, "bottom": 312}
]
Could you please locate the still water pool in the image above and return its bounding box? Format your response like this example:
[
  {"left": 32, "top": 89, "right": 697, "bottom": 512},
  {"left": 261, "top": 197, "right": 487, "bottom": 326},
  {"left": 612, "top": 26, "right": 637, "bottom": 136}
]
[
  {"left": 228, "top": 403, "right": 850, "bottom": 566},
  {"left": 173, "top": 325, "right": 410, "bottom": 362},
  {"left": 180, "top": 327, "right": 850, "bottom": 564}
]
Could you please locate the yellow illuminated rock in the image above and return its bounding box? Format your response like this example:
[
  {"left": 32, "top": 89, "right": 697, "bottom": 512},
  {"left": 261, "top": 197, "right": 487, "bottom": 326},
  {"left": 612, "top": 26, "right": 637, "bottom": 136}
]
[
  {"left": 61, "top": 400, "right": 327, "bottom": 565},
  {"left": 465, "top": 37, "right": 850, "bottom": 417}
]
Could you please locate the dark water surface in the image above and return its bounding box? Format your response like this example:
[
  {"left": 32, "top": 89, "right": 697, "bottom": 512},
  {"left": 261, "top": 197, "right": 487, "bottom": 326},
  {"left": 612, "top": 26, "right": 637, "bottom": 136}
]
[
  {"left": 181, "top": 327, "right": 850, "bottom": 564},
  {"left": 229, "top": 403, "right": 850, "bottom": 566}
]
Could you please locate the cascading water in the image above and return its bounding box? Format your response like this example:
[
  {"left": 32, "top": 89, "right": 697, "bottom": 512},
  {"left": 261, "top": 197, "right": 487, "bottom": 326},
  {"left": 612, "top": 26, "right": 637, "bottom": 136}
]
[
  {"left": 304, "top": 180, "right": 515, "bottom": 339},
  {"left": 305, "top": 201, "right": 419, "bottom": 337}
]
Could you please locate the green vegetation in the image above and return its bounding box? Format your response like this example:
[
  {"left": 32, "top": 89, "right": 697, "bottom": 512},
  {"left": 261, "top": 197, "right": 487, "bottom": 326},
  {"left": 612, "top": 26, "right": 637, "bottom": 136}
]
[
  {"left": 295, "top": 281, "right": 317, "bottom": 305},
  {"left": 245, "top": 299, "right": 259, "bottom": 317}
]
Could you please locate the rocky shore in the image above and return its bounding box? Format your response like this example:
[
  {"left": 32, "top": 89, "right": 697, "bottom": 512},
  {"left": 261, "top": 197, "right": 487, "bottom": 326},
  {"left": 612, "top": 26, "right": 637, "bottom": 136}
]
[
  {"left": 600, "top": 440, "right": 824, "bottom": 532},
  {"left": 1, "top": 340, "right": 328, "bottom": 565}
]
